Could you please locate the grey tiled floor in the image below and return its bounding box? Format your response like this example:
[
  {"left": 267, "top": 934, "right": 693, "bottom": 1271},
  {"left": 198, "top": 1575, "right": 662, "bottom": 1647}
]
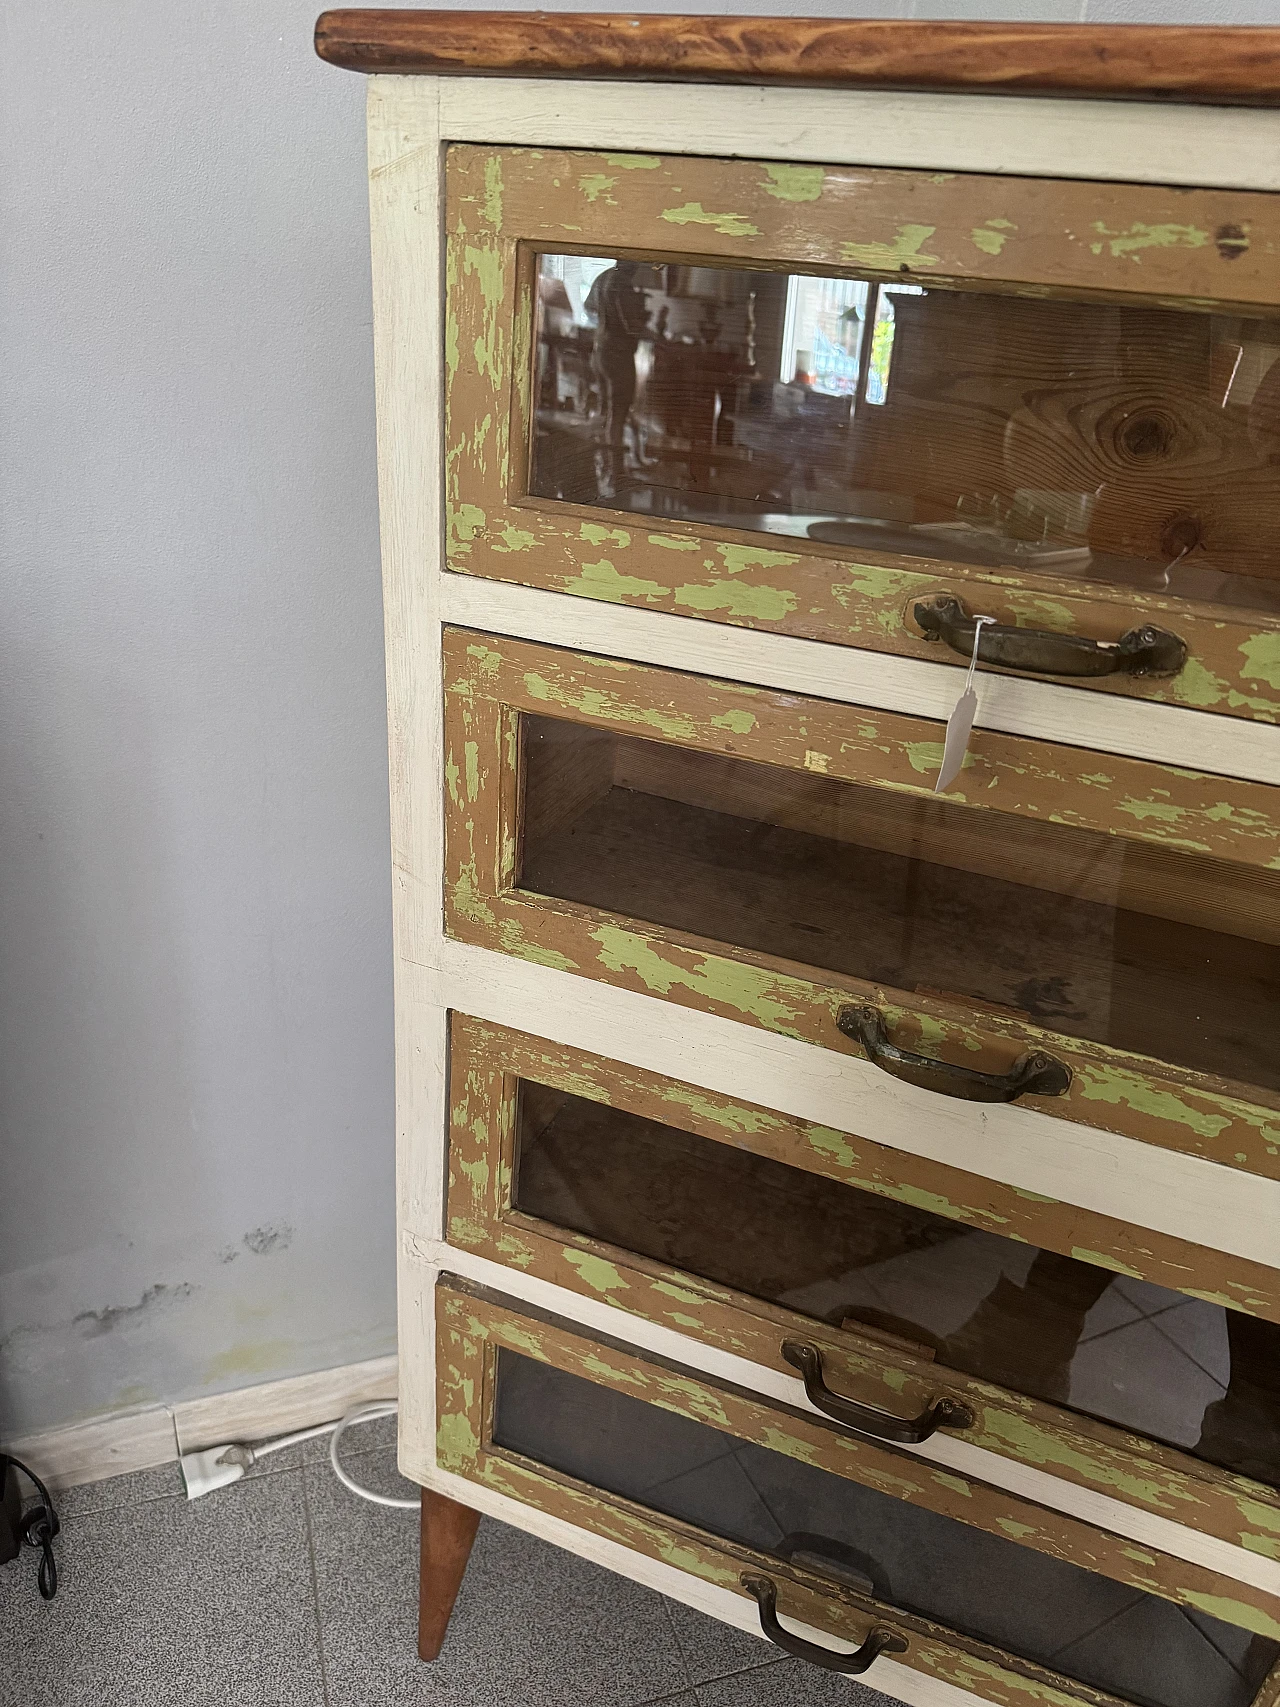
[{"left": 0, "top": 1418, "right": 904, "bottom": 1706}]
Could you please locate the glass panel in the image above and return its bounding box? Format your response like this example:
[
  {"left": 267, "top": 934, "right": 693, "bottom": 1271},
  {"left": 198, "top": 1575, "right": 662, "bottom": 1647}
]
[
  {"left": 493, "top": 1351, "right": 1279, "bottom": 1707},
  {"left": 513, "top": 1082, "right": 1280, "bottom": 1485},
  {"left": 518, "top": 715, "right": 1280, "bottom": 1098},
  {"left": 531, "top": 254, "right": 1280, "bottom": 615}
]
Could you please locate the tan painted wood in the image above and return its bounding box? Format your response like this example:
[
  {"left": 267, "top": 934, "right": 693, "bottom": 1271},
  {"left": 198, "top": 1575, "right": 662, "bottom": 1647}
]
[
  {"left": 435, "top": 1280, "right": 1280, "bottom": 1679},
  {"left": 362, "top": 73, "right": 1280, "bottom": 1675},
  {"left": 444, "top": 1012, "right": 1280, "bottom": 1566},
  {"left": 445, "top": 143, "right": 1280, "bottom": 729},
  {"left": 442, "top": 626, "right": 1280, "bottom": 1183},
  {"left": 442, "top": 572, "right": 1280, "bottom": 786}
]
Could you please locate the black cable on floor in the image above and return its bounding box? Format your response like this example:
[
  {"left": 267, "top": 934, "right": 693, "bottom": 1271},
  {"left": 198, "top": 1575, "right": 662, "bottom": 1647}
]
[{"left": 2, "top": 1454, "right": 61, "bottom": 1600}]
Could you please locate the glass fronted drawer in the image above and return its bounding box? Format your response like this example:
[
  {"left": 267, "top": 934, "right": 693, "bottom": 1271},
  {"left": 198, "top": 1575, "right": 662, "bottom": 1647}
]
[
  {"left": 443, "top": 628, "right": 1280, "bottom": 1178},
  {"left": 446, "top": 145, "right": 1280, "bottom": 723},
  {"left": 447, "top": 1014, "right": 1280, "bottom": 1560},
  {"left": 436, "top": 1280, "right": 1280, "bottom": 1707}
]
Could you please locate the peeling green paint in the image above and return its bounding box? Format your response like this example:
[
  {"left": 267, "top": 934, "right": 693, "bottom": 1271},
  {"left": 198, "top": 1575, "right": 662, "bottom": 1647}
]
[
  {"left": 1089, "top": 220, "right": 1209, "bottom": 260},
  {"left": 971, "top": 218, "right": 1016, "bottom": 256},
  {"left": 933, "top": 1472, "right": 972, "bottom": 1498},
  {"left": 494, "top": 524, "right": 537, "bottom": 554},
  {"left": 563, "top": 1250, "right": 630, "bottom": 1294},
  {"left": 590, "top": 926, "right": 804, "bottom": 1034},
  {"left": 437, "top": 1411, "right": 479, "bottom": 1466},
  {"left": 710, "top": 708, "right": 758, "bottom": 735},
  {"left": 1072, "top": 1065, "right": 1231, "bottom": 1141},
  {"left": 495, "top": 919, "right": 577, "bottom": 972},
  {"left": 578, "top": 172, "right": 618, "bottom": 204},
  {"left": 648, "top": 532, "right": 700, "bottom": 552},
  {"left": 761, "top": 164, "right": 825, "bottom": 203},
  {"left": 563, "top": 558, "right": 669, "bottom": 605},
  {"left": 464, "top": 742, "right": 481, "bottom": 803},
  {"left": 603, "top": 153, "right": 661, "bottom": 171},
  {"left": 449, "top": 502, "right": 487, "bottom": 551},
  {"left": 675, "top": 581, "right": 796, "bottom": 621},
  {"left": 1239, "top": 632, "right": 1280, "bottom": 690},
  {"left": 841, "top": 224, "right": 938, "bottom": 270},
  {"left": 905, "top": 741, "right": 947, "bottom": 777},
  {"left": 660, "top": 202, "right": 760, "bottom": 239},
  {"left": 580, "top": 521, "right": 632, "bottom": 548},
  {"left": 1179, "top": 1593, "right": 1280, "bottom": 1641},
  {"left": 1069, "top": 1250, "right": 1145, "bottom": 1281}
]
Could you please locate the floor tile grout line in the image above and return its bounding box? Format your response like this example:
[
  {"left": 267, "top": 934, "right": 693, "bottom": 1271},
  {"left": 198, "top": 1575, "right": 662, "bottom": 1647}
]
[
  {"left": 1144, "top": 1310, "right": 1230, "bottom": 1389},
  {"left": 658, "top": 1594, "right": 701, "bottom": 1692},
  {"left": 695, "top": 1651, "right": 793, "bottom": 1686},
  {"left": 300, "top": 1464, "right": 333, "bottom": 1707}
]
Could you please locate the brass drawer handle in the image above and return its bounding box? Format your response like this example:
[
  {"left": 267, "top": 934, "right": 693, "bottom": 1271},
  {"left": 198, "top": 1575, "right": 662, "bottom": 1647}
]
[
  {"left": 838, "top": 1005, "right": 1071, "bottom": 1103},
  {"left": 741, "top": 1573, "right": 907, "bottom": 1674},
  {"left": 914, "top": 593, "right": 1187, "bottom": 679},
  {"left": 782, "top": 1340, "right": 974, "bottom": 1442}
]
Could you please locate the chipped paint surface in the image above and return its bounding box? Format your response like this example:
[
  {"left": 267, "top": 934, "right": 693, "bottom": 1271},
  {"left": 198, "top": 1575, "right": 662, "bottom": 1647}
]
[
  {"left": 443, "top": 630, "right": 1280, "bottom": 1183},
  {"left": 436, "top": 1282, "right": 1280, "bottom": 1688},
  {"left": 443, "top": 145, "right": 1280, "bottom": 725},
  {"left": 761, "top": 163, "right": 825, "bottom": 203},
  {"left": 659, "top": 202, "right": 760, "bottom": 239},
  {"left": 841, "top": 223, "right": 939, "bottom": 270},
  {"left": 443, "top": 1015, "right": 1280, "bottom": 1566}
]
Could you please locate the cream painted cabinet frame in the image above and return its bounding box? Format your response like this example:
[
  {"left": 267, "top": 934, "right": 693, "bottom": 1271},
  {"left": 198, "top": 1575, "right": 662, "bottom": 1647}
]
[{"left": 319, "top": 12, "right": 1280, "bottom": 1701}]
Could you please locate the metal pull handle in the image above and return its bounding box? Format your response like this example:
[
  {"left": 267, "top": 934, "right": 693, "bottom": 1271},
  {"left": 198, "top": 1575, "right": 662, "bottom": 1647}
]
[
  {"left": 914, "top": 593, "right": 1186, "bottom": 679},
  {"left": 741, "top": 1573, "right": 907, "bottom": 1674},
  {"left": 782, "top": 1341, "right": 974, "bottom": 1443},
  {"left": 838, "top": 1005, "right": 1071, "bottom": 1103}
]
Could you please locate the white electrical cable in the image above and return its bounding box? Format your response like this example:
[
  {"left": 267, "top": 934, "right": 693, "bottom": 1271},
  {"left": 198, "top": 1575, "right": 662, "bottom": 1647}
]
[
  {"left": 328, "top": 1400, "right": 418, "bottom": 1510},
  {"left": 180, "top": 1399, "right": 417, "bottom": 1508}
]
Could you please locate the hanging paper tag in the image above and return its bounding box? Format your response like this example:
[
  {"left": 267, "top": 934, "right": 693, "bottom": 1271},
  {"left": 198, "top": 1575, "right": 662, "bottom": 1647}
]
[{"left": 935, "top": 615, "right": 995, "bottom": 794}]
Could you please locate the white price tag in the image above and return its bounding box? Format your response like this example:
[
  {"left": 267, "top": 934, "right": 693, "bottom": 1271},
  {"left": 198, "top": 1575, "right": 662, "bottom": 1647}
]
[{"left": 935, "top": 615, "right": 995, "bottom": 794}]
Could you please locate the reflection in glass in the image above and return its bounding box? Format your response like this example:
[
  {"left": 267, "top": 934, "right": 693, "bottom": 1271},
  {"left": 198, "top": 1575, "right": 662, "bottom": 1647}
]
[
  {"left": 512, "top": 1082, "right": 1280, "bottom": 1485},
  {"left": 531, "top": 253, "right": 1280, "bottom": 611},
  {"left": 518, "top": 714, "right": 1280, "bottom": 1097},
  {"left": 493, "top": 1352, "right": 1279, "bottom": 1707}
]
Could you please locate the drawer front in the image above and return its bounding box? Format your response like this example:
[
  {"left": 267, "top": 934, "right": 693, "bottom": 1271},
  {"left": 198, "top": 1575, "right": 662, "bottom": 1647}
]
[
  {"left": 436, "top": 1280, "right": 1280, "bottom": 1707},
  {"left": 446, "top": 145, "right": 1280, "bottom": 724},
  {"left": 447, "top": 1014, "right": 1280, "bottom": 1558},
  {"left": 443, "top": 628, "right": 1280, "bottom": 1178}
]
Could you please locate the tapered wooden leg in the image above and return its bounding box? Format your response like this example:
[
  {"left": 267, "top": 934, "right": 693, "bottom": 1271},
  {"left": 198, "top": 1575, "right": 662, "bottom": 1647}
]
[{"left": 417, "top": 1489, "right": 481, "bottom": 1661}]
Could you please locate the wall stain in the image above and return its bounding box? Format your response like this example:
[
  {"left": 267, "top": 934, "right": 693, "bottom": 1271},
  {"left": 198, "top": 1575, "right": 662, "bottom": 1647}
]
[
  {"left": 242, "top": 1221, "right": 295, "bottom": 1257},
  {"left": 73, "top": 1282, "right": 195, "bottom": 1339}
]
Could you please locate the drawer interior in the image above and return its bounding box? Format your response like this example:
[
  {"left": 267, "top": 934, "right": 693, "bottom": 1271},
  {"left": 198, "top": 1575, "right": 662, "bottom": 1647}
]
[
  {"left": 519, "top": 712, "right": 1279, "bottom": 1094},
  {"left": 493, "top": 1348, "right": 1276, "bottom": 1707},
  {"left": 510, "top": 1072, "right": 1280, "bottom": 1488}
]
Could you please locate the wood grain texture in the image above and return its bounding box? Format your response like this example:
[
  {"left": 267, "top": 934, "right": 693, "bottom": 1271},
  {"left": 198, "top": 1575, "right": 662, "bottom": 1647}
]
[
  {"left": 418, "top": 1488, "right": 481, "bottom": 1660},
  {"left": 445, "top": 1012, "right": 1280, "bottom": 1563},
  {"left": 446, "top": 144, "right": 1280, "bottom": 726},
  {"left": 435, "top": 1281, "right": 1280, "bottom": 1673},
  {"left": 317, "top": 14, "right": 1280, "bottom": 106}
]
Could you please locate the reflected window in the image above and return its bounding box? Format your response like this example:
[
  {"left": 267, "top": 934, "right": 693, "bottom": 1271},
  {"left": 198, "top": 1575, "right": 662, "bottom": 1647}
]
[{"left": 528, "top": 252, "right": 1280, "bottom": 612}]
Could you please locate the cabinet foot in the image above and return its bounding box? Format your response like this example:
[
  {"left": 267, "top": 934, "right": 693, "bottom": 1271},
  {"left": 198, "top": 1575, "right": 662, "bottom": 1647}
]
[{"left": 417, "top": 1488, "right": 481, "bottom": 1661}]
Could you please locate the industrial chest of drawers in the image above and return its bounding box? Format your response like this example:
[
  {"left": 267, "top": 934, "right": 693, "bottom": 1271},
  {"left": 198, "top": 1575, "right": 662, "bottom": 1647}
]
[{"left": 318, "top": 14, "right": 1280, "bottom": 1704}]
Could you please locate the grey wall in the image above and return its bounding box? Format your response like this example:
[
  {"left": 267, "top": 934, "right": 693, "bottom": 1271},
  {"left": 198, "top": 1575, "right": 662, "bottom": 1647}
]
[{"left": 0, "top": 0, "right": 1269, "bottom": 1440}]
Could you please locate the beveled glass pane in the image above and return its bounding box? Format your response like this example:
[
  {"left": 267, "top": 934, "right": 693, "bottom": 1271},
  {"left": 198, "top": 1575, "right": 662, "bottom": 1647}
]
[
  {"left": 518, "top": 715, "right": 1280, "bottom": 1097},
  {"left": 531, "top": 254, "right": 1280, "bottom": 614},
  {"left": 513, "top": 1082, "right": 1280, "bottom": 1486},
  {"left": 493, "top": 1351, "right": 1278, "bottom": 1707}
]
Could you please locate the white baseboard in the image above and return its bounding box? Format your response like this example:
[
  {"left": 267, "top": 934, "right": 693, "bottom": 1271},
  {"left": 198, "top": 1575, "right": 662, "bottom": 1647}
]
[
  {"left": 3, "top": 1354, "right": 398, "bottom": 1492},
  {"left": 172, "top": 1353, "right": 397, "bottom": 1453}
]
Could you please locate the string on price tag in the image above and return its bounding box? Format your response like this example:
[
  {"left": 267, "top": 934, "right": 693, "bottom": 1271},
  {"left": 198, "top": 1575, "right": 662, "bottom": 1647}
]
[{"left": 935, "top": 615, "right": 996, "bottom": 794}]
